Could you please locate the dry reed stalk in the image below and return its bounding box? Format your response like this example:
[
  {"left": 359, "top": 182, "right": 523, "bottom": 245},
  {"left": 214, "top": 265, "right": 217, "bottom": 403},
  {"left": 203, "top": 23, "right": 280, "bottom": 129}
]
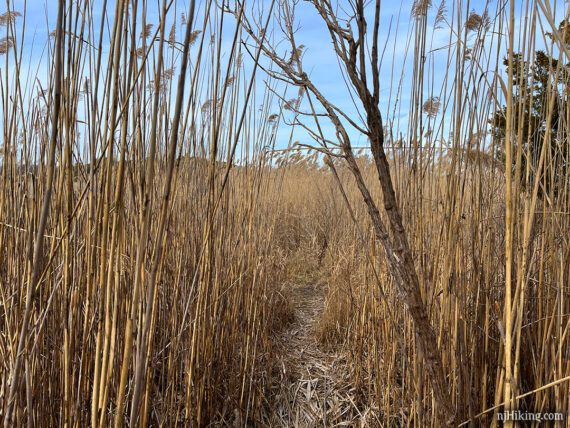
[
  {"left": 3, "top": 1, "right": 65, "bottom": 425},
  {"left": 1, "top": 0, "right": 570, "bottom": 426}
]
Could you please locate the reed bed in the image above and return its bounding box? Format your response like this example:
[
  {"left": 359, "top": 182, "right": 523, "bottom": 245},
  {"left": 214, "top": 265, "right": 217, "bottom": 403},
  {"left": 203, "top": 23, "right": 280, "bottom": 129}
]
[
  {"left": 0, "top": 0, "right": 569, "bottom": 427},
  {"left": 252, "top": 0, "right": 570, "bottom": 424},
  {"left": 0, "top": 0, "right": 292, "bottom": 425}
]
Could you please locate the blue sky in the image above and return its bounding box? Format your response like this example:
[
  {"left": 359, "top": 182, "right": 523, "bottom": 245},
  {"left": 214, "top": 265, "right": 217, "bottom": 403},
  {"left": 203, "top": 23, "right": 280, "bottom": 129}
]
[
  {"left": 1, "top": 0, "right": 569, "bottom": 159},
  {"left": 266, "top": 0, "right": 568, "bottom": 151}
]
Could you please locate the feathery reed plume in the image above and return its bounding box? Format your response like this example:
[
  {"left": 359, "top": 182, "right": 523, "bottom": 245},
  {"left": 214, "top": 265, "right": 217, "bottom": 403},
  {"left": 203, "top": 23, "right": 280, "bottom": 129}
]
[
  {"left": 0, "top": 11, "right": 21, "bottom": 26},
  {"left": 163, "top": 67, "right": 176, "bottom": 80},
  {"left": 423, "top": 96, "right": 440, "bottom": 117},
  {"left": 465, "top": 11, "right": 483, "bottom": 32},
  {"left": 224, "top": 75, "right": 235, "bottom": 88},
  {"left": 288, "top": 44, "right": 305, "bottom": 66},
  {"left": 0, "top": 36, "right": 14, "bottom": 54},
  {"left": 141, "top": 23, "right": 153, "bottom": 39},
  {"left": 434, "top": 1, "right": 446, "bottom": 29},
  {"left": 466, "top": 10, "right": 490, "bottom": 33},
  {"left": 189, "top": 30, "right": 201, "bottom": 46},
  {"left": 412, "top": 0, "right": 432, "bottom": 17},
  {"left": 168, "top": 23, "right": 176, "bottom": 45}
]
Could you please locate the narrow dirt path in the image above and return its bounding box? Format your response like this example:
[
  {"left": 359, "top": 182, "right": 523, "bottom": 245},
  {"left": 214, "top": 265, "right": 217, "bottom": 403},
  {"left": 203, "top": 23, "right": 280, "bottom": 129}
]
[{"left": 269, "top": 281, "right": 377, "bottom": 427}]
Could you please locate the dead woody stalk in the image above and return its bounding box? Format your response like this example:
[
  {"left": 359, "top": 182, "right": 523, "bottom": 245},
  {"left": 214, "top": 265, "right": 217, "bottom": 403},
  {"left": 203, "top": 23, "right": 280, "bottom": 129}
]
[{"left": 237, "top": 0, "right": 456, "bottom": 424}]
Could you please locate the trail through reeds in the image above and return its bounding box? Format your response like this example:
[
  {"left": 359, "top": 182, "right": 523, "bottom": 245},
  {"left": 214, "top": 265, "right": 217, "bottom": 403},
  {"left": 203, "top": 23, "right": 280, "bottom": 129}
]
[{"left": 268, "top": 280, "right": 378, "bottom": 427}]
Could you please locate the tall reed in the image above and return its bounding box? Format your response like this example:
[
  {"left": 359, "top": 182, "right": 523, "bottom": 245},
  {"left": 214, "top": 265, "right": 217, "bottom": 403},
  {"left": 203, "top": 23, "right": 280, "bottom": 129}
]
[
  {"left": 1, "top": 0, "right": 569, "bottom": 426},
  {"left": 0, "top": 0, "right": 289, "bottom": 425}
]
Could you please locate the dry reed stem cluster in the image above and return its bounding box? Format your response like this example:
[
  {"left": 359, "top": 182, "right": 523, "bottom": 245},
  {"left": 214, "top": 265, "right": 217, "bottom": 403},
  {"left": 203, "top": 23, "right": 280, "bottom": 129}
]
[{"left": 0, "top": 0, "right": 569, "bottom": 427}]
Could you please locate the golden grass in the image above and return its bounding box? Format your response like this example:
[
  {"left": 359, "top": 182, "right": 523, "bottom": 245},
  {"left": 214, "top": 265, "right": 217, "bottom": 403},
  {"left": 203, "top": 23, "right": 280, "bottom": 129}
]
[{"left": 0, "top": 0, "right": 569, "bottom": 426}]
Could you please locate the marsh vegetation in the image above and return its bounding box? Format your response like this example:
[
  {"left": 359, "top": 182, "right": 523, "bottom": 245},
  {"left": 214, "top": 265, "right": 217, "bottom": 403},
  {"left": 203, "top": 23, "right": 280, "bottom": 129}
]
[{"left": 0, "top": 0, "right": 569, "bottom": 426}]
